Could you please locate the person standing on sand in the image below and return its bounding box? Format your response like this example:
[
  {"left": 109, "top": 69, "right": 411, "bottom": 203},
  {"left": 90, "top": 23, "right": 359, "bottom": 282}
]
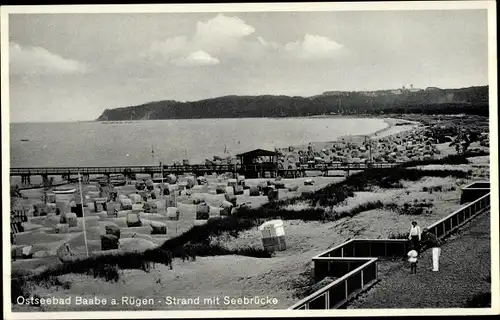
[
  {"left": 421, "top": 228, "right": 442, "bottom": 272},
  {"left": 408, "top": 221, "right": 421, "bottom": 253}
]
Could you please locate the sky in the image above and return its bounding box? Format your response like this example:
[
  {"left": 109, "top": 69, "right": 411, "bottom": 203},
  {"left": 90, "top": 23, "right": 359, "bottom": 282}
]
[{"left": 8, "top": 9, "right": 490, "bottom": 122}]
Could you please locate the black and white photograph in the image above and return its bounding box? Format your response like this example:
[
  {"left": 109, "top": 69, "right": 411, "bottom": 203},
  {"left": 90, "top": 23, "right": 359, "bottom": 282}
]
[{"left": 2, "top": 1, "right": 498, "bottom": 318}]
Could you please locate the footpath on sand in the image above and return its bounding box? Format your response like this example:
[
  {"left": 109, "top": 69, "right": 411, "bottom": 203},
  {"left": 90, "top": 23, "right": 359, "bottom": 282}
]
[{"left": 348, "top": 211, "right": 491, "bottom": 309}]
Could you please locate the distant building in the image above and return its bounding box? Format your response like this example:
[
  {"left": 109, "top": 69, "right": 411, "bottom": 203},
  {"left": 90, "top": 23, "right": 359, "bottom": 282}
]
[
  {"left": 321, "top": 91, "right": 350, "bottom": 96},
  {"left": 425, "top": 87, "right": 442, "bottom": 91},
  {"left": 359, "top": 91, "right": 378, "bottom": 97},
  {"left": 407, "top": 84, "right": 422, "bottom": 93}
]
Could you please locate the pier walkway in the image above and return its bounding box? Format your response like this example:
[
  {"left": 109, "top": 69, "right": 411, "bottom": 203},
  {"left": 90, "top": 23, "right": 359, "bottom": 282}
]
[
  {"left": 10, "top": 162, "right": 399, "bottom": 177},
  {"left": 11, "top": 163, "right": 400, "bottom": 189},
  {"left": 347, "top": 210, "right": 491, "bottom": 309}
]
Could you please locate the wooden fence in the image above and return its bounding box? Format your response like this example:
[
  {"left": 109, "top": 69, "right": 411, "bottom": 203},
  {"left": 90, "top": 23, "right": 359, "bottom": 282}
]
[{"left": 289, "top": 191, "right": 490, "bottom": 310}]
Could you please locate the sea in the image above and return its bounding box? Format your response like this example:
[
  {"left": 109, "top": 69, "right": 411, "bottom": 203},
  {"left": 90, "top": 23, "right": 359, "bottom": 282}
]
[{"left": 10, "top": 117, "right": 388, "bottom": 168}]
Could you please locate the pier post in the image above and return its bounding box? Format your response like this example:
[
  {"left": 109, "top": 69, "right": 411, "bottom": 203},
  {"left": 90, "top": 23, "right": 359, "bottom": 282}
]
[
  {"left": 21, "top": 175, "right": 31, "bottom": 186},
  {"left": 124, "top": 168, "right": 132, "bottom": 184},
  {"left": 41, "top": 174, "right": 49, "bottom": 187}
]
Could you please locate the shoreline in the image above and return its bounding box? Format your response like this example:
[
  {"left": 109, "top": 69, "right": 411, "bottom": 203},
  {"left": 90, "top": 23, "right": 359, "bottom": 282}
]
[
  {"left": 9, "top": 116, "right": 419, "bottom": 188},
  {"left": 10, "top": 116, "right": 416, "bottom": 172},
  {"left": 277, "top": 116, "right": 421, "bottom": 163},
  {"left": 337, "top": 117, "right": 420, "bottom": 141},
  {"left": 9, "top": 115, "right": 491, "bottom": 312}
]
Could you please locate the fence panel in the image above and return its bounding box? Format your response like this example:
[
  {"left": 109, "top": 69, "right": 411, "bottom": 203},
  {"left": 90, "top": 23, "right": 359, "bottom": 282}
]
[
  {"left": 362, "top": 262, "right": 377, "bottom": 286},
  {"left": 346, "top": 271, "right": 362, "bottom": 295},
  {"left": 314, "top": 258, "right": 367, "bottom": 280},
  {"left": 385, "top": 241, "right": 409, "bottom": 258},
  {"left": 313, "top": 260, "right": 329, "bottom": 280},
  {"left": 328, "top": 282, "right": 347, "bottom": 308},
  {"left": 426, "top": 193, "right": 490, "bottom": 245},
  {"left": 341, "top": 242, "right": 354, "bottom": 257},
  {"left": 353, "top": 241, "right": 370, "bottom": 257},
  {"left": 368, "top": 241, "right": 386, "bottom": 257},
  {"left": 308, "top": 292, "right": 327, "bottom": 309},
  {"left": 292, "top": 259, "right": 378, "bottom": 310}
]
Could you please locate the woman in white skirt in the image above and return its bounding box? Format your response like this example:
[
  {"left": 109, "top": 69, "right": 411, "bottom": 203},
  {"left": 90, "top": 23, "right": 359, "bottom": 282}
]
[{"left": 421, "top": 228, "right": 442, "bottom": 271}]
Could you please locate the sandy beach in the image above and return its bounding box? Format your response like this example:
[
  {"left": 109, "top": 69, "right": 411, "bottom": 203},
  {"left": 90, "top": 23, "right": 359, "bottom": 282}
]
[{"left": 10, "top": 114, "right": 490, "bottom": 311}]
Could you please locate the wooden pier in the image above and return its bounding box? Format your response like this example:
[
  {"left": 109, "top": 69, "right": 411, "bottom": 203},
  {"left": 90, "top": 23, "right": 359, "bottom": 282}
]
[{"left": 10, "top": 162, "right": 400, "bottom": 185}]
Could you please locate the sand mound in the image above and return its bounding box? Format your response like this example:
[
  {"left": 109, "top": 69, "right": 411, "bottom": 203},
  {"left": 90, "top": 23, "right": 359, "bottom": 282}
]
[
  {"left": 177, "top": 203, "right": 197, "bottom": 220},
  {"left": 121, "top": 232, "right": 154, "bottom": 242},
  {"left": 32, "top": 250, "right": 52, "bottom": 258},
  {"left": 191, "top": 193, "right": 227, "bottom": 207},
  {"left": 97, "top": 221, "right": 120, "bottom": 236},
  {"left": 23, "top": 223, "right": 44, "bottom": 232},
  {"left": 108, "top": 217, "right": 128, "bottom": 228},
  {"left": 140, "top": 213, "right": 167, "bottom": 221},
  {"left": 120, "top": 226, "right": 152, "bottom": 235},
  {"left": 15, "top": 230, "right": 77, "bottom": 245},
  {"left": 29, "top": 216, "right": 48, "bottom": 225},
  {"left": 119, "top": 238, "right": 158, "bottom": 253},
  {"left": 31, "top": 241, "right": 67, "bottom": 255},
  {"left": 77, "top": 216, "right": 100, "bottom": 229},
  {"left": 90, "top": 249, "right": 124, "bottom": 257}
]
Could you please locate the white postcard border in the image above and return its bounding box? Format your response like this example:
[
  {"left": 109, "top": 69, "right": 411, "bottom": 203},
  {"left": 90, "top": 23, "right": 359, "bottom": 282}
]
[{"left": 2, "top": 1, "right": 498, "bottom": 318}]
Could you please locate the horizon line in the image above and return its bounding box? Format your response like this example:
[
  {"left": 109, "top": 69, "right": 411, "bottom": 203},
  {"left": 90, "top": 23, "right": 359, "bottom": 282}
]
[
  {"left": 9, "top": 83, "right": 489, "bottom": 124},
  {"left": 114, "top": 83, "right": 489, "bottom": 108}
]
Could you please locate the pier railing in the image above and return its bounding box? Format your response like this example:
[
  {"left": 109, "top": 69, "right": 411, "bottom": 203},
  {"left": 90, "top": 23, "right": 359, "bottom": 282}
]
[
  {"left": 289, "top": 190, "right": 490, "bottom": 310},
  {"left": 10, "top": 162, "right": 401, "bottom": 177}
]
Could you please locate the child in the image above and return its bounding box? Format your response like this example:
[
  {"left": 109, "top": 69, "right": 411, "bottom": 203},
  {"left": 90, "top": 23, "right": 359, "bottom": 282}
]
[{"left": 407, "top": 247, "right": 418, "bottom": 274}]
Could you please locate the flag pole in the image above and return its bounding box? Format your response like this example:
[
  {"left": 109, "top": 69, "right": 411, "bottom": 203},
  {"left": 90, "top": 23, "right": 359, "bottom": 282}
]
[
  {"left": 160, "top": 161, "right": 164, "bottom": 194},
  {"left": 78, "top": 171, "right": 89, "bottom": 258}
]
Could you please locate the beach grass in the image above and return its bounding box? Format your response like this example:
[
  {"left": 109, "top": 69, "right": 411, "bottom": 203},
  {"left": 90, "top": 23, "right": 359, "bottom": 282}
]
[
  {"left": 12, "top": 162, "right": 475, "bottom": 289},
  {"left": 11, "top": 215, "right": 272, "bottom": 304},
  {"left": 266, "top": 167, "right": 469, "bottom": 209},
  {"left": 400, "top": 151, "right": 489, "bottom": 168}
]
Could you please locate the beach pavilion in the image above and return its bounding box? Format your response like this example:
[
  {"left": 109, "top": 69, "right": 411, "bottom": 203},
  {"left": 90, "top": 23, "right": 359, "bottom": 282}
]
[{"left": 236, "top": 148, "right": 279, "bottom": 178}]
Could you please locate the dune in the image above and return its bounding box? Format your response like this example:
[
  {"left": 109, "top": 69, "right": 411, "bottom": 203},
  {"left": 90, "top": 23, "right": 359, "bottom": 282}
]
[
  {"left": 15, "top": 229, "right": 78, "bottom": 246},
  {"left": 119, "top": 238, "right": 158, "bottom": 253}
]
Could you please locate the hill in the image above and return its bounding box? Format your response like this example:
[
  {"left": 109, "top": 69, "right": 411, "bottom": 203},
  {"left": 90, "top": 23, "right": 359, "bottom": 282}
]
[{"left": 96, "top": 86, "right": 489, "bottom": 121}]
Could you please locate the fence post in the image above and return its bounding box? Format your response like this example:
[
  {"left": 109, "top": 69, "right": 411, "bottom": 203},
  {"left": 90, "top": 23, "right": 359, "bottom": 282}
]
[
  {"left": 325, "top": 292, "right": 329, "bottom": 309},
  {"left": 361, "top": 270, "right": 364, "bottom": 289},
  {"left": 345, "top": 280, "right": 349, "bottom": 300}
]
